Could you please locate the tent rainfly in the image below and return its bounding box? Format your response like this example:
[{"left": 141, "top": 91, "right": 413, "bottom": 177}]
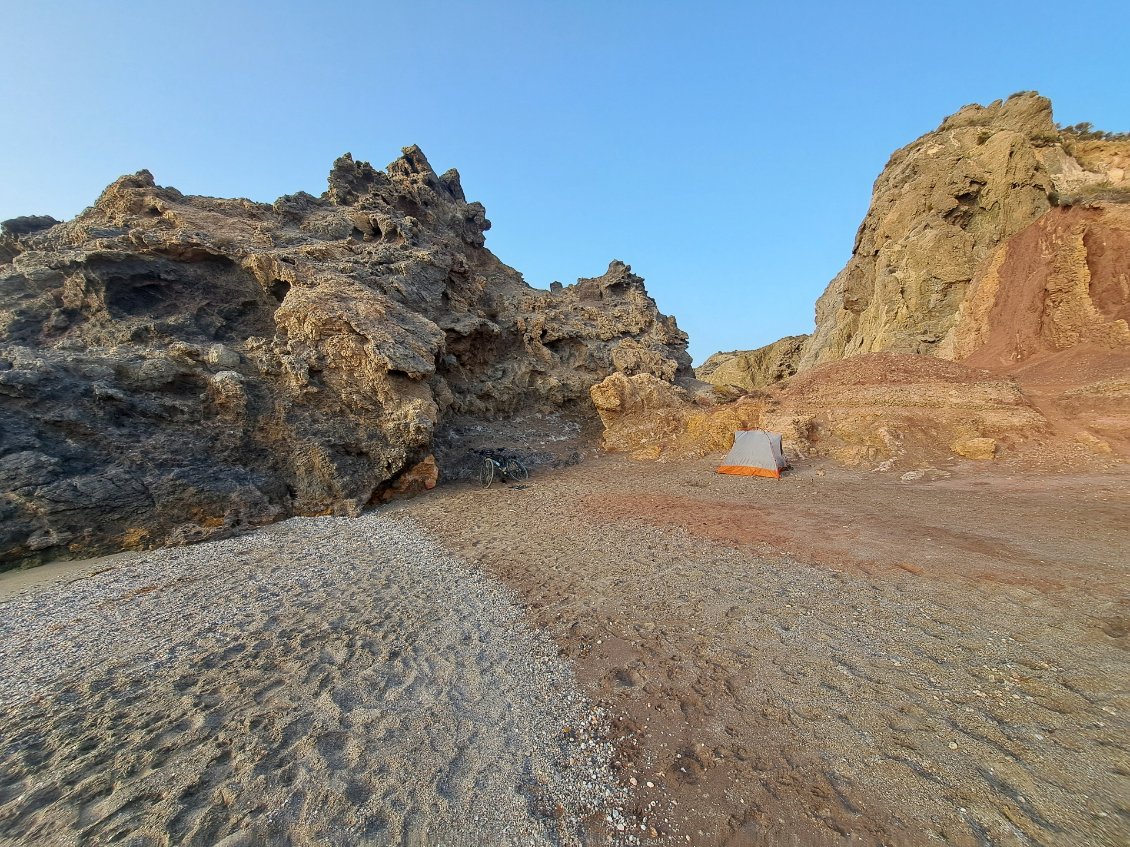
[{"left": 716, "top": 430, "right": 788, "bottom": 479}]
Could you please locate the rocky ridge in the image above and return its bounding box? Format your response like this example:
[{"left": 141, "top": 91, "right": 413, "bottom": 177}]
[
  {"left": 695, "top": 335, "right": 806, "bottom": 396},
  {"left": 0, "top": 147, "right": 689, "bottom": 566}
]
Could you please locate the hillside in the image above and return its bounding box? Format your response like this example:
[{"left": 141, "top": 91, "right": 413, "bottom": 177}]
[{"left": 698, "top": 92, "right": 1129, "bottom": 392}]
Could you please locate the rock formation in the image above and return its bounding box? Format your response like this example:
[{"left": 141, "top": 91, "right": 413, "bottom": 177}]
[
  {"left": 651, "top": 93, "right": 1129, "bottom": 467},
  {"left": 699, "top": 92, "right": 1130, "bottom": 393},
  {"left": 800, "top": 92, "right": 1057, "bottom": 370},
  {"left": 593, "top": 354, "right": 1047, "bottom": 466},
  {"left": 0, "top": 147, "right": 689, "bottom": 566},
  {"left": 696, "top": 336, "right": 807, "bottom": 393},
  {"left": 591, "top": 373, "right": 761, "bottom": 460},
  {"left": 940, "top": 204, "right": 1130, "bottom": 363}
]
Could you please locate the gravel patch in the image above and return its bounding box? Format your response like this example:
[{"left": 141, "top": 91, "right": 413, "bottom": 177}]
[{"left": 0, "top": 514, "right": 622, "bottom": 846}]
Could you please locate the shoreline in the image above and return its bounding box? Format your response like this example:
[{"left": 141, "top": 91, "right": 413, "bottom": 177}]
[{"left": 0, "top": 549, "right": 141, "bottom": 603}]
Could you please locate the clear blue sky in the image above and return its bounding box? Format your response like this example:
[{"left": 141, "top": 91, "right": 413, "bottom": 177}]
[{"left": 3, "top": 1, "right": 1127, "bottom": 364}]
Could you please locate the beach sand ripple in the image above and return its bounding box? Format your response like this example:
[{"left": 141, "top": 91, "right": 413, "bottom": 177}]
[{"left": 0, "top": 515, "right": 618, "bottom": 846}]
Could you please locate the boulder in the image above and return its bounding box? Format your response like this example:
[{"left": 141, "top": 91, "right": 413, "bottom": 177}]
[{"left": 951, "top": 437, "right": 998, "bottom": 460}]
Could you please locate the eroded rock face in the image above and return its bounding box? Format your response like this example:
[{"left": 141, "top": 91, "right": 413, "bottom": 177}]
[
  {"left": 799, "top": 92, "right": 1060, "bottom": 369},
  {"left": 590, "top": 372, "right": 761, "bottom": 460},
  {"left": 684, "top": 93, "right": 1129, "bottom": 465},
  {"left": 763, "top": 354, "right": 1047, "bottom": 466},
  {"left": 696, "top": 335, "right": 808, "bottom": 391},
  {"left": 940, "top": 204, "right": 1130, "bottom": 363},
  {"left": 697, "top": 94, "right": 1113, "bottom": 389},
  {"left": 0, "top": 148, "right": 689, "bottom": 566}
]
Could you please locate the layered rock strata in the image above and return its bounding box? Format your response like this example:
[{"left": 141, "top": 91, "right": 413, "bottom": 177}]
[
  {"left": 0, "top": 148, "right": 689, "bottom": 565},
  {"left": 941, "top": 204, "right": 1130, "bottom": 363}
]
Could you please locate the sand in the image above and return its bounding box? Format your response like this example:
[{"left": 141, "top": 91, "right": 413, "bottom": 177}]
[
  {"left": 406, "top": 455, "right": 1130, "bottom": 847},
  {"left": 0, "top": 515, "right": 620, "bottom": 847},
  {"left": 2, "top": 453, "right": 1127, "bottom": 847}
]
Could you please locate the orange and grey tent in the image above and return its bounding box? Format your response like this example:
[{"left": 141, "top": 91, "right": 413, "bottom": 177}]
[{"left": 717, "top": 430, "right": 788, "bottom": 479}]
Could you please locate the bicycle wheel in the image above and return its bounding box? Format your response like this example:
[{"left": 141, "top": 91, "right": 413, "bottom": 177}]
[
  {"left": 478, "top": 457, "right": 494, "bottom": 488},
  {"left": 504, "top": 458, "right": 528, "bottom": 482}
]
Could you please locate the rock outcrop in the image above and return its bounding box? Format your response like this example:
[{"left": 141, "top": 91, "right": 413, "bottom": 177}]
[
  {"left": 760, "top": 354, "right": 1048, "bottom": 466},
  {"left": 940, "top": 204, "right": 1130, "bottom": 363},
  {"left": 590, "top": 373, "right": 761, "bottom": 460},
  {"left": 798, "top": 92, "right": 1060, "bottom": 369},
  {"left": 0, "top": 148, "right": 689, "bottom": 566},
  {"left": 594, "top": 353, "right": 1047, "bottom": 466},
  {"left": 680, "top": 94, "right": 1129, "bottom": 467},
  {"left": 699, "top": 93, "right": 1129, "bottom": 393},
  {"left": 696, "top": 335, "right": 807, "bottom": 392}
]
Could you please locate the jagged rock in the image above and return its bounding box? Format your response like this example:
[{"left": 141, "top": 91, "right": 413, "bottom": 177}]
[
  {"left": 1, "top": 215, "right": 60, "bottom": 238},
  {"left": 1043, "top": 136, "right": 1130, "bottom": 202},
  {"left": 590, "top": 372, "right": 762, "bottom": 460},
  {"left": 696, "top": 335, "right": 808, "bottom": 391},
  {"left": 0, "top": 147, "right": 688, "bottom": 567}
]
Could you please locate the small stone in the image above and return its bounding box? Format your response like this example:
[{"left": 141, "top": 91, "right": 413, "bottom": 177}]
[{"left": 948, "top": 742, "right": 958, "bottom": 750}]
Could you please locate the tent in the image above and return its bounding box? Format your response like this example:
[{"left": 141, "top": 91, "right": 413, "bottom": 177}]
[{"left": 716, "top": 430, "right": 788, "bottom": 479}]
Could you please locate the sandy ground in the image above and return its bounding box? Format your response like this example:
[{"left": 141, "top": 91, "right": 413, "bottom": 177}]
[
  {"left": 1, "top": 454, "right": 1127, "bottom": 847},
  {"left": 404, "top": 454, "right": 1130, "bottom": 847},
  {"left": 0, "top": 515, "right": 620, "bottom": 847}
]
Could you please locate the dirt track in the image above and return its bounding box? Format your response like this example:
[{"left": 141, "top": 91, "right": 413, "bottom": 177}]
[{"left": 405, "top": 454, "right": 1130, "bottom": 847}]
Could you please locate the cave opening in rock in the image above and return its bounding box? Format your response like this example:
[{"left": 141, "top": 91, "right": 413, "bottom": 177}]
[
  {"left": 105, "top": 277, "right": 172, "bottom": 317},
  {"left": 270, "top": 279, "right": 291, "bottom": 303}
]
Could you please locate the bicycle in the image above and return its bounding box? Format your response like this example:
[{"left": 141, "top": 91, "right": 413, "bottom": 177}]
[{"left": 478, "top": 455, "right": 529, "bottom": 488}]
